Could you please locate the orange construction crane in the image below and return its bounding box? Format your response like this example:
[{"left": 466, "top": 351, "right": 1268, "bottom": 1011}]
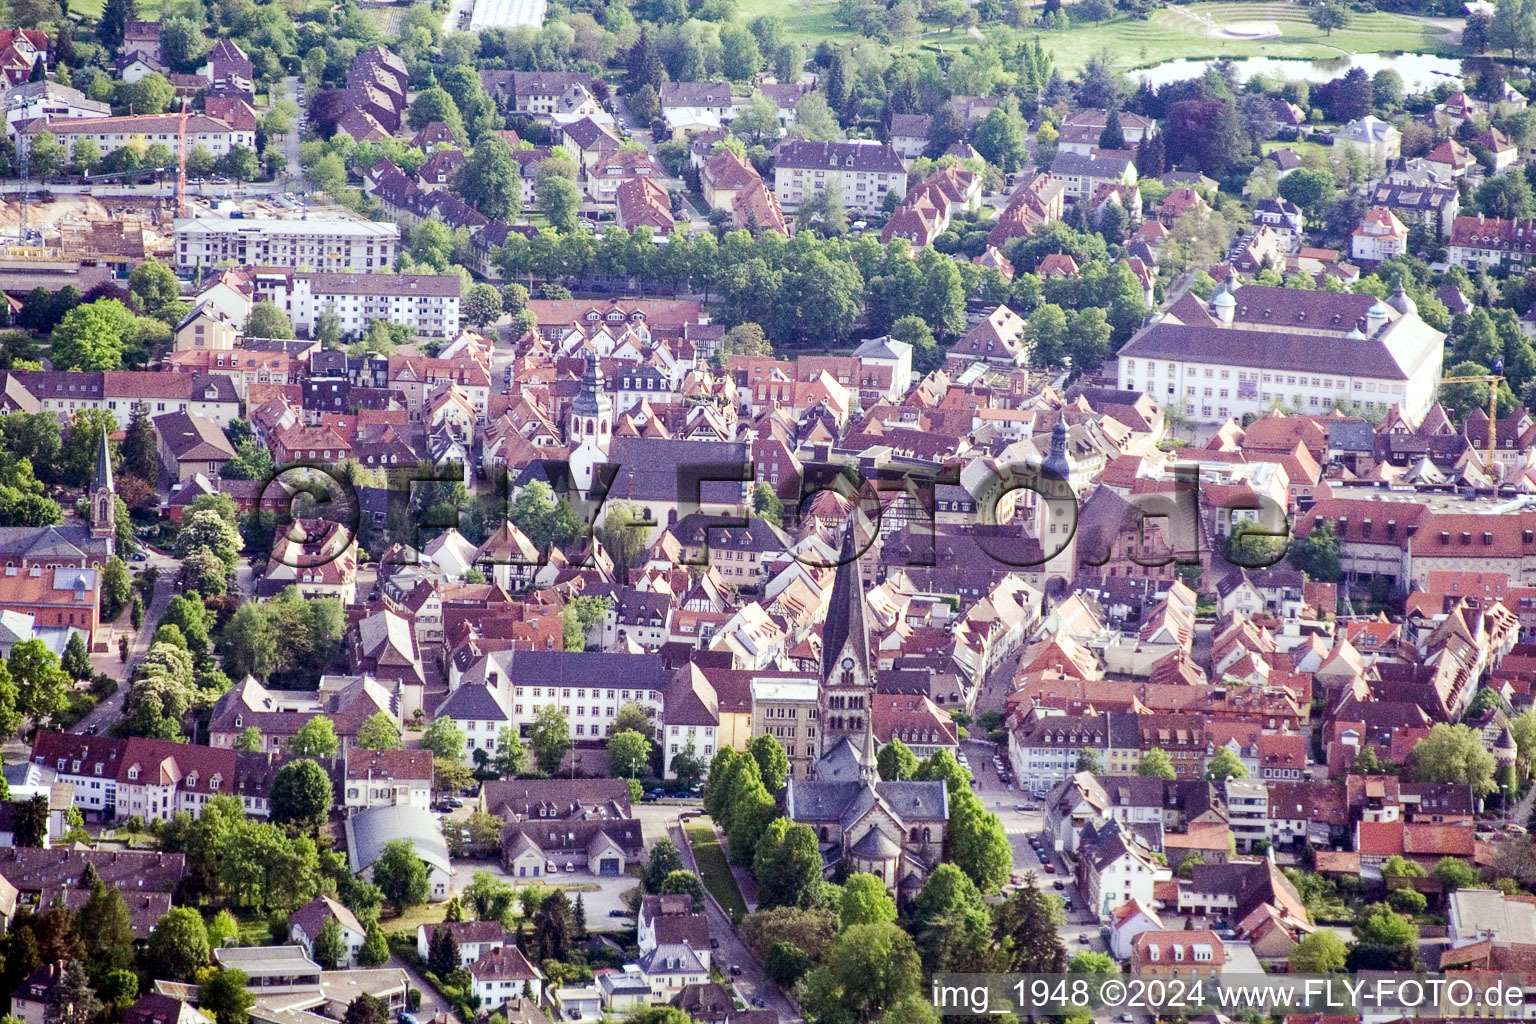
[
  {"left": 176, "top": 99, "right": 189, "bottom": 219},
  {"left": 1441, "top": 358, "right": 1505, "bottom": 483}
]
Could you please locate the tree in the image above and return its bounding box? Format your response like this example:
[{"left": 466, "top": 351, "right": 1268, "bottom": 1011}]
[
  {"left": 371, "top": 840, "right": 430, "bottom": 915},
  {"left": 10, "top": 639, "right": 69, "bottom": 726},
  {"left": 751, "top": 482, "right": 783, "bottom": 527},
  {"left": 911, "top": 863, "right": 991, "bottom": 973},
  {"left": 408, "top": 88, "right": 466, "bottom": 140},
  {"left": 234, "top": 727, "right": 264, "bottom": 752},
  {"left": 1290, "top": 520, "right": 1343, "bottom": 581},
  {"left": 1347, "top": 901, "right": 1420, "bottom": 971},
  {"left": 1278, "top": 167, "right": 1337, "bottom": 223},
  {"left": 342, "top": 995, "right": 390, "bottom": 1024},
  {"left": 839, "top": 872, "right": 897, "bottom": 928},
  {"left": 998, "top": 879, "right": 1067, "bottom": 973},
  {"left": 50, "top": 300, "right": 136, "bottom": 371},
  {"left": 947, "top": 789, "right": 1012, "bottom": 893},
  {"left": 457, "top": 136, "right": 518, "bottom": 220},
  {"left": 752, "top": 818, "right": 823, "bottom": 909},
  {"left": 129, "top": 257, "right": 180, "bottom": 320},
  {"left": 175, "top": 508, "right": 242, "bottom": 569},
  {"left": 528, "top": 704, "right": 572, "bottom": 773},
  {"left": 673, "top": 739, "right": 708, "bottom": 790},
  {"left": 1382, "top": 854, "right": 1425, "bottom": 878},
  {"left": 1410, "top": 722, "right": 1497, "bottom": 795},
  {"left": 357, "top": 924, "right": 389, "bottom": 968},
  {"left": 98, "top": 0, "right": 136, "bottom": 48},
  {"left": 1478, "top": 169, "right": 1535, "bottom": 220},
  {"left": 748, "top": 734, "right": 790, "bottom": 792},
  {"left": 1289, "top": 929, "right": 1348, "bottom": 973},
  {"left": 463, "top": 871, "right": 516, "bottom": 923},
  {"left": 790, "top": 91, "right": 842, "bottom": 142},
  {"left": 608, "top": 729, "right": 651, "bottom": 780},
  {"left": 803, "top": 923, "right": 922, "bottom": 1024},
  {"left": 1388, "top": 887, "right": 1428, "bottom": 914},
  {"left": 355, "top": 712, "right": 401, "bottom": 750},
  {"left": 1075, "top": 747, "right": 1103, "bottom": 774},
  {"left": 1138, "top": 748, "right": 1177, "bottom": 779},
  {"left": 491, "top": 727, "right": 527, "bottom": 778},
  {"left": 536, "top": 169, "right": 581, "bottom": 234},
  {"left": 1206, "top": 748, "right": 1249, "bottom": 782},
  {"left": 1435, "top": 856, "right": 1482, "bottom": 891},
  {"left": 420, "top": 718, "right": 467, "bottom": 762},
  {"left": 1309, "top": 0, "right": 1350, "bottom": 35},
  {"left": 462, "top": 283, "right": 503, "bottom": 328},
  {"left": 246, "top": 302, "right": 294, "bottom": 340},
  {"left": 724, "top": 757, "right": 777, "bottom": 865},
  {"left": 1490, "top": 0, "right": 1536, "bottom": 57},
  {"left": 198, "top": 969, "right": 252, "bottom": 1024},
  {"left": 120, "top": 403, "right": 158, "bottom": 482},
  {"left": 427, "top": 925, "right": 460, "bottom": 976},
  {"left": 44, "top": 961, "right": 99, "bottom": 1024},
  {"left": 659, "top": 870, "right": 706, "bottom": 911},
  {"left": 270, "top": 760, "right": 333, "bottom": 833},
  {"left": 973, "top": 105, "right": 1027, "bottom": 173},
  {"left": 1098, "top": 108, "right": 1125, "bottom": 151},
  {"left": 61, "top": 632, "right": 90, "bottom": 681},
  {"left": 290, "top": 717, "right": 339, "bottom": 759},
  {"left": 530, "top": 890, "right": 577, "bottom": 962},
  {"left": 642, "top": 837, "right": 689, "bottom": 895},
  {"left": 13, "top": 794, "right": 47, "bottom": 847},
  {"left": 148, "top": 907, "right": 210, "bottom": 981},
  {"left": 877, "top": 738, "right": 918, "bottom": 781},
  {"left": 207, "top": 909, "right": 239, "bottom": 951}
]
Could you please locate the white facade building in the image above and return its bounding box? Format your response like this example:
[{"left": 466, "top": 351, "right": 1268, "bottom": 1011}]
[
  {"left": 174, "top": 216, "right": 399, "bottom": 272},
  {"left": 1117, "top": 283, "right": 1445, "bottom": 425}
]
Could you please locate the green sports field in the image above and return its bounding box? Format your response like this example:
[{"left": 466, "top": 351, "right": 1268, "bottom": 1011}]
[
  {"left": 730, "top": 0, "right": 1458, "bottom": 66},
  {"left": 1028, "top": 2, "right": 1458, "bottom": 71}
]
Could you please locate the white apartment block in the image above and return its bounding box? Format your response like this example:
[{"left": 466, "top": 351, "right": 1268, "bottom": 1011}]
[
  {"left": 483, "top": 649, "right": 666, "bottom": 740},
  {"left": 18, "top": 113, "right": 254, "bottom": 159},
  {"left": 175, "top": 216, "right": 399, "bottom": 272},
  {"left": 256, "top": 270, "right": 462, "bottom": 339},
  {"left": 772, "top": 139, "right": 907, "bottom": 213}
]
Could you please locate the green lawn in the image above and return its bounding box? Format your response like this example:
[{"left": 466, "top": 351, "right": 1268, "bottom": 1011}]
[
  {"left": 1022, "top": 2, "right": 1458, "bottom": 71},
  {"left": 686, "top": 820, "right": 749, "bottom": 923},
  {"left": 69, "top": 0, "right": 163, "bottom": 22},
  {"left": 734, "top": 0, "right": 853, "bottom": 47}
]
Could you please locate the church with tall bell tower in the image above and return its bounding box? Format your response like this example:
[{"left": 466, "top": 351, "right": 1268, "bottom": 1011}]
[{"left": 782, "top": 517, "right": 951, "bottom": 904}]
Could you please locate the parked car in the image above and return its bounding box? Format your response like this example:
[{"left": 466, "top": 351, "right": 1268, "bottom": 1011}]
[
  {"left": 1014, "top": 804, "right": 1027, "bottom": 812},
  {"left": 1043, "top": 862, "right": 1056, "bottom": 873},
  {"left": 609, "top": 909, "right": 628, "bottom": 917},
  {"left": 1053, "top": 880, "right": 1064, "bottom": 890},
  {"left": 730, "top": 965, "right": 742, "bottom": 976}
]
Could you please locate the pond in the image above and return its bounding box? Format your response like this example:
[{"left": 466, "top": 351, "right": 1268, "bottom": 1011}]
[{"left": 1132, "top": 52, "right": 1464, "bottom": 93}]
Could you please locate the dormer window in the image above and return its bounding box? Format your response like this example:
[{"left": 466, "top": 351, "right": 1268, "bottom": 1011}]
[{"left": 127, "top": 766, "right": 139, "bottom": 780}]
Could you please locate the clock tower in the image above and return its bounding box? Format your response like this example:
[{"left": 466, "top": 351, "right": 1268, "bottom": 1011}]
[{"left": 816, "top": 523, "right": 878, "bottom": 780}]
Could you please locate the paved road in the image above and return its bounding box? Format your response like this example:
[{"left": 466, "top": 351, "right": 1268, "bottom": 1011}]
[
  {"left": 390, "top": 954, "right": 460, "bottom": 1024},
  {"left": 672, "top": 820, "right": 802, "bottom": 1023},
  {"left": 78, "top": 569, "right": 175, "bottom": 734},
  {"left": 281, "top": 76, "right": 304, "bottom": 183}
]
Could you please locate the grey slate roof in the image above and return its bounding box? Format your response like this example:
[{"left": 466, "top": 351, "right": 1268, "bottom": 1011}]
[
  {"left": 345, "top": 804, "right": 450, "bottom": 877},
  {"left": 435, "top": 684, "right": 509, "bottom": 722}
]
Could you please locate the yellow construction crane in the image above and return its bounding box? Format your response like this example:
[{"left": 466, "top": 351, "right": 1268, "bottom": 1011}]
[{"left": 1441, "top": 359, "right": 1505, "bottom": 482}]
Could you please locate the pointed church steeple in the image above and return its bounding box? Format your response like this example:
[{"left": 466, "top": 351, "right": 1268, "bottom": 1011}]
[
  {"left": 817, "top": 521, "right": 877, "bottom": 781},
  {"left": 89, "top": 428, "right": 116, "bottom": 548}
]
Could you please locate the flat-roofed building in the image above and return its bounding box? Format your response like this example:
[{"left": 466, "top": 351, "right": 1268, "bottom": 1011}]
[
  {"left": 750, "top": 675, "right": 819, "bottom": 780},
  {"left": 174, "top": 216, "right": 399, "bottom": 272}
]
